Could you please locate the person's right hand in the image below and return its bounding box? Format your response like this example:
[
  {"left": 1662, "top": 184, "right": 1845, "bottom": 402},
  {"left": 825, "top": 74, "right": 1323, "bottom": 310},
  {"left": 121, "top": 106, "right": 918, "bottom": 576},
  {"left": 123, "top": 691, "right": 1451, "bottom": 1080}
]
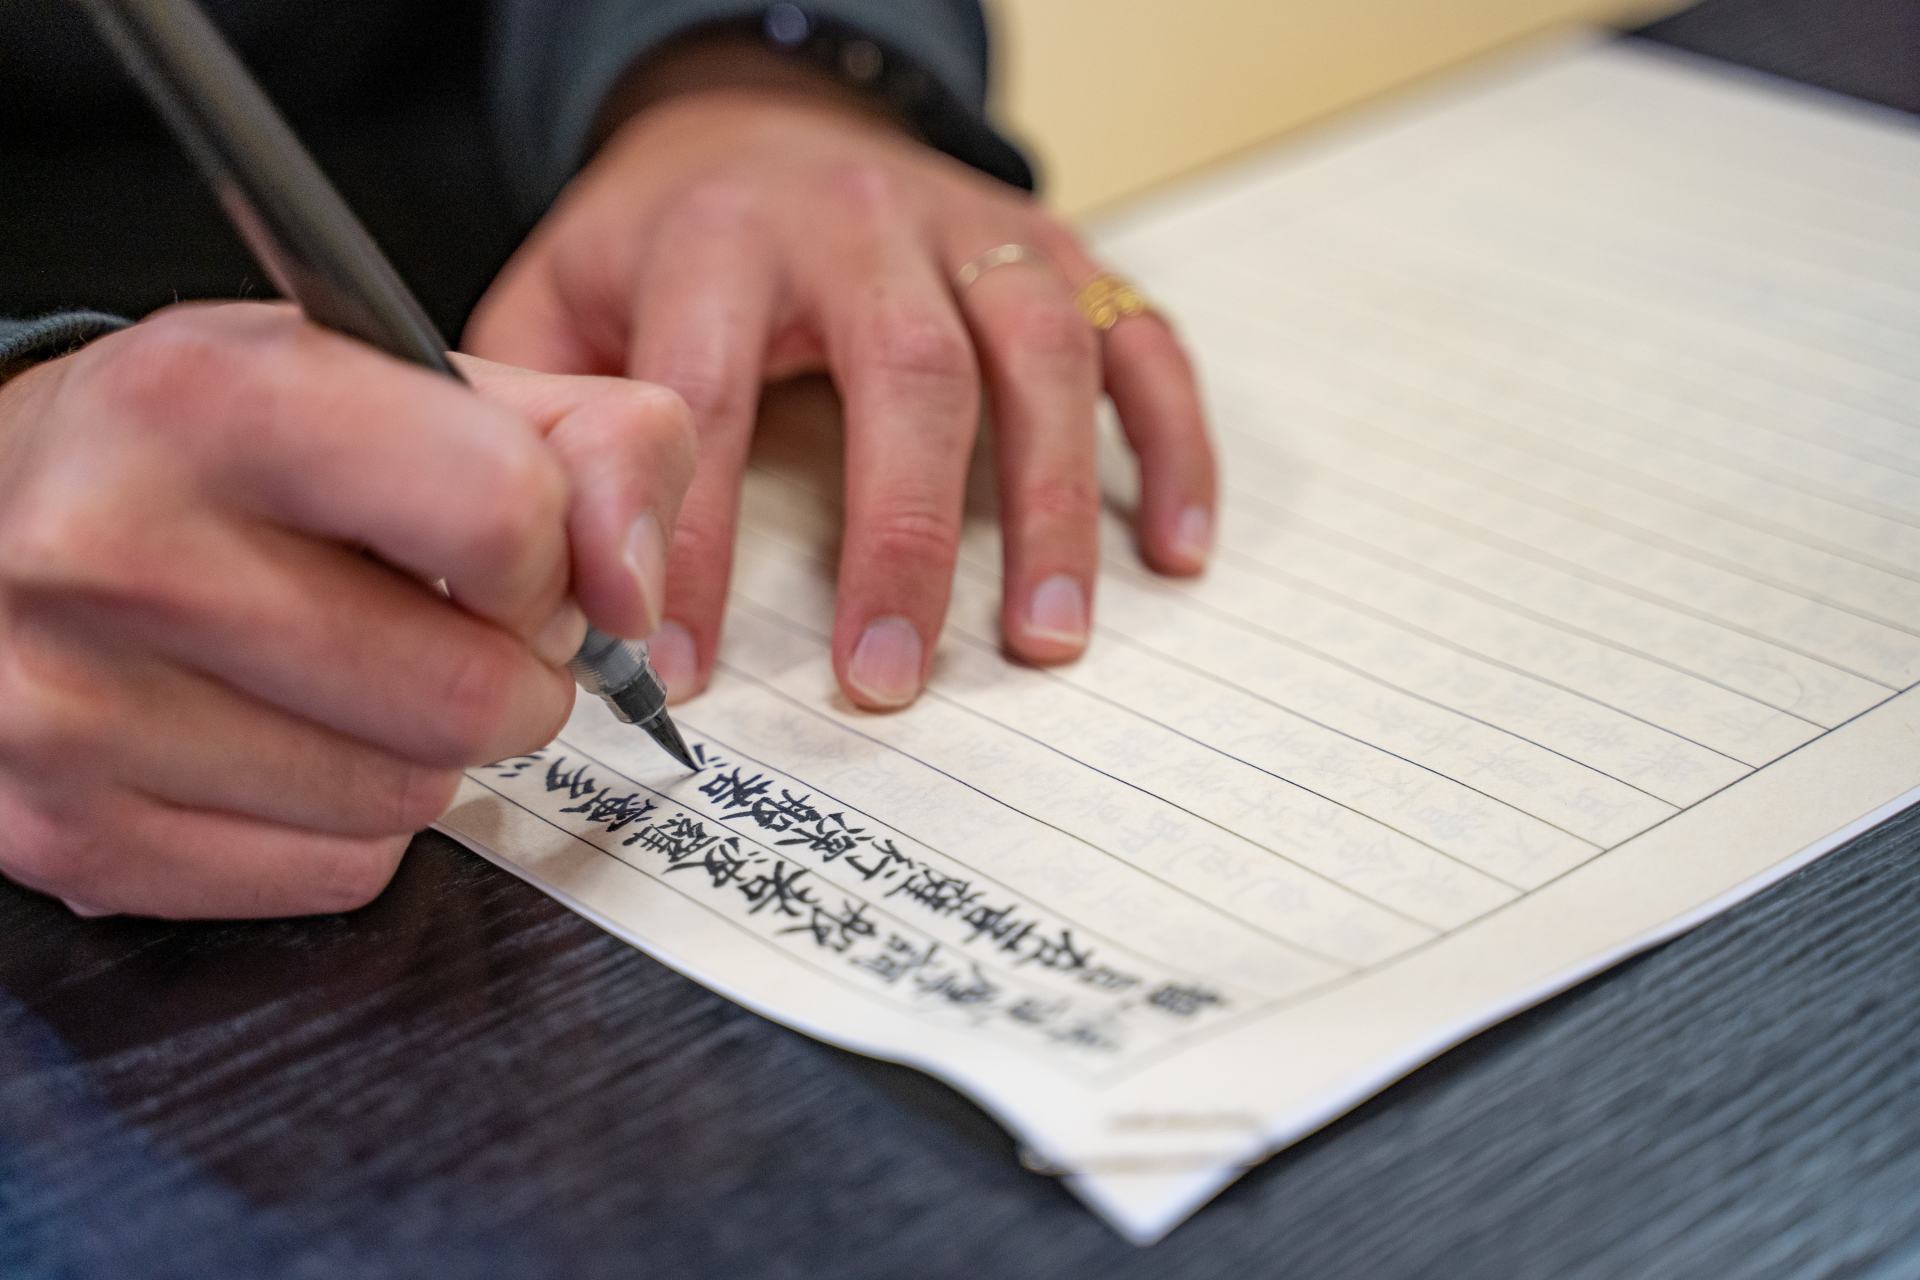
[{"left": 0, "top": 303, "right": 694, "bottom": 920}]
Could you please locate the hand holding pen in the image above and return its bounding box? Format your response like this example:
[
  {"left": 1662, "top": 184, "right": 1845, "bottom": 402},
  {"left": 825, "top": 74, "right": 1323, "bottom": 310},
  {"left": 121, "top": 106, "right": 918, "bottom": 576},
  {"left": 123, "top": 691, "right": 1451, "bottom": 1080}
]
[
  {"left": 0, "top": 0, "right": 701, "bottom": 925},
  {"left": 74, "top": 0, "right": 697, "bottom": 769},
  {"left": 0, "top": 301, "right": 695, "bottom": 919}
]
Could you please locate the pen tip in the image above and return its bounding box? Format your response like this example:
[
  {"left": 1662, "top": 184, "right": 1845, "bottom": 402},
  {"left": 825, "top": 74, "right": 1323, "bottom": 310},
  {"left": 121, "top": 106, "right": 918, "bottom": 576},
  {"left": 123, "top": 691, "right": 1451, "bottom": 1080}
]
[{"left": 641, "top": 709, "right": 697, "bottom": 771}]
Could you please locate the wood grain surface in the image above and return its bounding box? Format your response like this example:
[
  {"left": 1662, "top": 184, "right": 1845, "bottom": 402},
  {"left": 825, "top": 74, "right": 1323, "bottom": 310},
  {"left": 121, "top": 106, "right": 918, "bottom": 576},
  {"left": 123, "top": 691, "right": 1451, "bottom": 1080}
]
[
  {"left": 5, "top": 5, "right": 1920, "bottom": 1277},
  {"left": 5, "top": 804, "right": 1917, "bottom": 1277}
]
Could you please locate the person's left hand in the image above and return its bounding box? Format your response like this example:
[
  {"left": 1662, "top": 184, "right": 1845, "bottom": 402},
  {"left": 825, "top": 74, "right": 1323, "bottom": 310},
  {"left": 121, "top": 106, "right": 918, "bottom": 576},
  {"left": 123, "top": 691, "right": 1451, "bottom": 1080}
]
[{"left": 467, "top": 39, "right": 1215, "bottom": 712}]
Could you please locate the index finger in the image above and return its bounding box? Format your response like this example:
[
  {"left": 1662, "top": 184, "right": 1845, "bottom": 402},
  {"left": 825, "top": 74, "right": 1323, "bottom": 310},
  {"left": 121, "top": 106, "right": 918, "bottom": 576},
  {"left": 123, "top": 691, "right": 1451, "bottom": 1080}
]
[
  {"left": 457, "top": 356, "right": 698, "bottom": 644},
  {"left": 811, "top": 233, "right": 981, "bottom": 710},
  {"left": 117, "top": 311, "right": 579, "bottom": 639}
]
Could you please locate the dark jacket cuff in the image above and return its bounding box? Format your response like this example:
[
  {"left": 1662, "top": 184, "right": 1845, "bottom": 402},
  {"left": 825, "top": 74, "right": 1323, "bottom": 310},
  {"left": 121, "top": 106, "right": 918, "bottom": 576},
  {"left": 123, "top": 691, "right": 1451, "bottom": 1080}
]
[
  {"left": 491, "top": 0, "right": 1032, "bottom": 219},
  {"left": 0, "top": 312, "right": 128, "bottom": 385}
]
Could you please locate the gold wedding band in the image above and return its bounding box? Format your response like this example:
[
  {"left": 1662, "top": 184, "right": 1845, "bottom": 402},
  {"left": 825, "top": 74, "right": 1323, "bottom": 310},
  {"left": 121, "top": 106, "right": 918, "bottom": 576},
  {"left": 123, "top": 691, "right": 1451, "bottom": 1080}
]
[
  {"left": 954, "top": 242, "right": 1045, "bottom": 290},
  {"left": 1075, "top": 273, "right": 1154, "bottom": 331}
]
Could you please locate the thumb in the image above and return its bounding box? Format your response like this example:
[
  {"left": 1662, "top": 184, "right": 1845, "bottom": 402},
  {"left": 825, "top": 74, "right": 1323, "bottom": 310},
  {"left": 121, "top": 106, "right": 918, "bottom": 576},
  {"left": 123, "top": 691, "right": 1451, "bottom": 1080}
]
[{"left": 454, "top": 356, "right": 696, "bottom": 643}]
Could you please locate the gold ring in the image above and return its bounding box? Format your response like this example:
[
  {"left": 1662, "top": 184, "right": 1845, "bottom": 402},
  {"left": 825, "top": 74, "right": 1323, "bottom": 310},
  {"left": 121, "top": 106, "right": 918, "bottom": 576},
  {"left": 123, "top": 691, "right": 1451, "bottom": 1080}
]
[
  {"left": 954, "top": 243, "right": 1046, "bottom": 290},
  {"left": 1075, "top": 273, "right": 1154, "bottom": 331}
]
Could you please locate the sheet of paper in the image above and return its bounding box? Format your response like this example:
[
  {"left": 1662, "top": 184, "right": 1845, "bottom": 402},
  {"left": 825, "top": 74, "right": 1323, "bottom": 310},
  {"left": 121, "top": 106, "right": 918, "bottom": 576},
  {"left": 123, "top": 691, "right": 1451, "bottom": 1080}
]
[{"left": 438, "top": 35, "right": 1920, "bottom": 1243}]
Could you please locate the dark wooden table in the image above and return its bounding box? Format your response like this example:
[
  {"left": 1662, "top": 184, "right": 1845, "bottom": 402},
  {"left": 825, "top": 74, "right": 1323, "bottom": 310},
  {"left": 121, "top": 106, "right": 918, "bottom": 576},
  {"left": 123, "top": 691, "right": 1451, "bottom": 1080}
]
[{"left": 6, "top": 6, "right": 1919, "bottom": 1277}]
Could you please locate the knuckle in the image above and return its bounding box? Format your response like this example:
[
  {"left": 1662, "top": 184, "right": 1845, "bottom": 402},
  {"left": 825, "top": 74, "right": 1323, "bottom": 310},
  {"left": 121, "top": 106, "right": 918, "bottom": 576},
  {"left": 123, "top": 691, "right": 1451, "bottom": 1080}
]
[
  {"left": 0, "top": 794, "right": 99, "bottom": 898},
  {"left": 500, "top": 439, "right": 569, "bottom": 524},
  {"left": 0, "top": 653, "right": 106, "bottom": 773},
  {"left": 559, "top": 383, "right": 698, "bottom": 476},
  {"left": 620, "top": 380, "right": 695, "bottom": 437},
  {"left": 81, "top": 314, "right": 246, "bottom": 427},
  {"left": 0, "top": 484, "right": 103, "bottom": 590},
  {"left": 467, "top": 441, "right": 567, "bottom": 569},
  {"left": 662, "top": 174, "right": 763, "bottom": 235},
  {"left": 1002, "top": 296, "right": 1097, "bottom": 366},
  {"left": 0, "top": 492, "right": 204, "bottom": 618},
  {"left": 606, "top": 384, "right": 700, "bottom": 489},
  {"left": 861, "top": 303, "right": 975, "bottom": 390},
  {"left": 645, "top": 344, "right": 750, "bottom": 431},
  {"left": 822, "top": 161, "right": 908, "bottom": 226},
  {"left": 866, "top": 506, "right": 961, "bottom": 568},
  {"left": 1018, "top": 473, "right": 1101, "bottom": 528},
  {"left": 668, "top": 515, "right": 734, "bottom": 581}
]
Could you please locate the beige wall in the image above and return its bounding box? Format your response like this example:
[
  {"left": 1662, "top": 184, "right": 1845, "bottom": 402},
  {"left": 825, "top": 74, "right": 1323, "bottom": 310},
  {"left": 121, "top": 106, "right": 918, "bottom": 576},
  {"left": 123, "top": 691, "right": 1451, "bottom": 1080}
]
[{"left": 989, "top": 0, "right": 1683, "bottom": 216}]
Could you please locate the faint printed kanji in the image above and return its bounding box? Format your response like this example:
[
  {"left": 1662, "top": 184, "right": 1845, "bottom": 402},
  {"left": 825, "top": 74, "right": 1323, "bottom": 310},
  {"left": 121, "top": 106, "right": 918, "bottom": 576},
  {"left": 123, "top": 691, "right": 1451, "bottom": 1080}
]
[
  {"left": 1076, "top": 964, "right": 1141, "bottom": 994},
  {"left": 960, "top": 900, "right": 1034, "bottom": 954},
  {"left": 852, "top": 932, "right": 941, "bottom": 985},
  {"left": 913, "top": 961, "right": 998, "bottom": 1008},
  {"left": 1004, "top": 996, "right": 1066, "bottom": 1026},
  {"left": 1019, "top": 928, "right": 1091, "bottom": 975},
  {"left": 1145, "top": 982, "right": 1225, "bottom": 1018},
  {"left": 1047, "top": 1018, "right": 1120, "bottom": 1053}
]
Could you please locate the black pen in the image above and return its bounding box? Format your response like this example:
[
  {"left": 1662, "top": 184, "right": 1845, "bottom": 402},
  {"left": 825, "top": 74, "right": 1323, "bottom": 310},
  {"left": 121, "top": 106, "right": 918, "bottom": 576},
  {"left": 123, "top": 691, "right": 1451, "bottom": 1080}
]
[{"left": 76, "top": 0, "right": 696, "bottom": 770}]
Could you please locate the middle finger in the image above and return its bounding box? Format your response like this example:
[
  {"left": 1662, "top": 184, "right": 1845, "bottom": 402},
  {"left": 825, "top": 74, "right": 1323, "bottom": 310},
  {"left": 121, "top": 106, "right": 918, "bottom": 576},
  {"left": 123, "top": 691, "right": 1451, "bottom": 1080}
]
[
  {"left": 809, "top": 206, "right": 982, "bottom": 710},
  {"left": 106, "top": 655, "right": 462, "bottom": 838},
  {"left": 27, "top": 517, "right": 575, "bottom": 767},
  {"left": 948, "top": 237, "right": 1102, "bottom": 663}
]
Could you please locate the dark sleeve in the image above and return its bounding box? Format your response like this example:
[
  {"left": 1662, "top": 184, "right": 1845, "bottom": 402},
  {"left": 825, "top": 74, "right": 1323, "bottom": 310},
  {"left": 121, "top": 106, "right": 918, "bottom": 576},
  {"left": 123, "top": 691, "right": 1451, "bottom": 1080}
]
[
  {"left": 0, "top": 312, "right": 128, "bottom": 385},
  {"left": 487, "top": 0, "right": 1032, "bottom": 220}
]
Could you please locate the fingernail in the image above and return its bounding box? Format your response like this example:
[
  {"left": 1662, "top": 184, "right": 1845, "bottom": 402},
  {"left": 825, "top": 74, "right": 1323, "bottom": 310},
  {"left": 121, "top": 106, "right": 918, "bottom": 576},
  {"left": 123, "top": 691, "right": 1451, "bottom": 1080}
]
[
  {"left": 624, "top": 513, "right": 668, "bottom": 637},
  {"left": 534, "top": 601, "right": 590, "bottom": 666},
  {"left": 62, "top": 898, "right": 113, "bottom": 919},
  {"left": 1174, "top": 505, "right": 1213, "bottom": 565},
  {"left": 1025, "top": 574, "right": 1088, "bottom": 646},
  {"left": 848, "top": 616, "right": 923, "bottom": 709},
  {"left": 649, "top": 620, "right": 697, "bottom": 700}
]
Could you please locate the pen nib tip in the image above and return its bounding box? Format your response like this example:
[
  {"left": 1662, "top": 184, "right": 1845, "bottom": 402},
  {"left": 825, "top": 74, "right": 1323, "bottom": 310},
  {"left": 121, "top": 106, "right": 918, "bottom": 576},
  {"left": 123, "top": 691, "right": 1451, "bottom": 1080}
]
[{"left": 641, "top": 710, "right": 697, "bottom": 771}]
